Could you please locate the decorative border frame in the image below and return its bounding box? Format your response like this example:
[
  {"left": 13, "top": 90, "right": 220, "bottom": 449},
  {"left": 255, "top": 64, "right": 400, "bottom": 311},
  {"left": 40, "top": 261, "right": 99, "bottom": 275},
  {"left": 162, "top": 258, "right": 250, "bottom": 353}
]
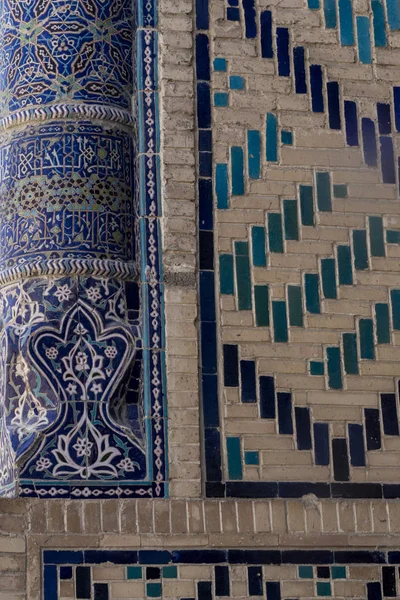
[{"left": 18, "top": 0, "right": 168, "bottom": 499}]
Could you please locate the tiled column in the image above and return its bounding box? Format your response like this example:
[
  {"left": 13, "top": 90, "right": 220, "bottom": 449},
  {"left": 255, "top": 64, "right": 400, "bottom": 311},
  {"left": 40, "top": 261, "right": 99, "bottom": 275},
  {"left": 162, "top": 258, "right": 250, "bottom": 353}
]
[{"left": 0, "top": 0, "right": 143, "bottom": 497}]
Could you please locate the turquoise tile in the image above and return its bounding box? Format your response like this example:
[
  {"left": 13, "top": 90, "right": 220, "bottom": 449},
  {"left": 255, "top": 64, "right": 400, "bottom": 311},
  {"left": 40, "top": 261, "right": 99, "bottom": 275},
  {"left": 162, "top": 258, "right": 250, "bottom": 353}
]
[
  {"left": 216, "top": 163, "right": 229, "bottom": 209},
  {"left": 252, "top": 226, "right": 267, "bottom": 267},
  {"left": 352, "top": 230, "right": 369, "bottom": 270},
  {"left": 375, "top": 303, "right": 390, "bottom": 343},
  {"left": 230, "top": 75, "right": 245, "bottom": 90},
  {"left": 391, "top": 290, "right": 400, "bottom": 329},
  {"left": 316, "top": 172, "right": 332, "bottom": 212},
  {"left": 317, "top": 581, "right": 332, "bottom": 596},
  {"left": 163, "top": 566, "right": 178, "bottom": 579},
  {"left": 127, "top": 567, "right": 142, "bottom": 580},
  {"left": 299, "top": 566, "right": 313, "bottom": 578},
  {"left": 219, "top": 254, "right": 234, "bottom": 295},
  {"left": 147, "top": 583, "right": 162, "bottom": 597},
  {"left": 305, "top": 273, "right": 321, "bottom": 314},
  {"left": 288, "top": 285, "right": 303, "bottom": 327},
  {"left": 244, "top": 451, "right": 259, "bottom": 465},
  {"left": 300, "top": 185, "right": 315, "bottom": 226},
  {"left": 369, "top": 216, "right": 385, "bottom": 257},
  {"left": 324, "top": 0, "right": 337, "bottom": 27},
  {"left": 268, "top": 213, "right": 284, "bottom": 253},
  {"left": 214, "top": 92, "right": 229, "bottom": 107},
  {"left": 333, "top": 184, "right": 348, "bottom": 198},
  {"left": 308, "top": 0, "right": 320, "bottom": 7},
  {"left": 357, "top": 16, "right": 372, "bottom": 64},
  {"left": 214, "top": 57, "right": 227, "bottom": 71},
  {"left": 235, "top": 242, "right": 252, "bottom": 310},
  {"left": 359, "top": 318, "right": 375, "bottom": 359},
  {"left": 272, "top": 301, "right": 288, "bottom": 343},
  {"left": 255, "top": 285, "right": 270, "bottom": 327},
  {"left": 231, "top": 147, "right": 245, "bottom": 195},
  {"left": 310, "top": 361, "right": 324, "bottom": 376},
  {"left": 248, "top": 130, "right": 261, "bottom": 179},
  {"left": 343, "top": 332, "right": 359, "bottom": 374},
  {"left": 283, "top": 199, "right": 299, "bottom": 240},
  {"left": 331, "top": 566, "right": 346, "bottom": 579},
  {"left": 266, "top": 112, "right": 278, "bottom": 162},
  {"left": 371, "top": 0, "right": 387, "bottom": 47},
  {"left": 281, "top": 130, "right": 293, "bottom": 145},
  {"left": 386, "top": 229, "right": 400, "bottom": 243},
  {"left": 226, "top": 437, "right": 243, "bottom": 480},
  {"left": 327, "top": 347, "right": 343, "bottom": 390},
  {"left": 339, "top": 0, "right": 355, "bottom": 45},
  {"left": 386, "top": 0, "right": 400, "bottom": 30},
  {"left": 321, "top": 258, "right": 337, "bottom": 299},
  {"left": 337, "top": 245, "right": 353, "bottom": 285}
]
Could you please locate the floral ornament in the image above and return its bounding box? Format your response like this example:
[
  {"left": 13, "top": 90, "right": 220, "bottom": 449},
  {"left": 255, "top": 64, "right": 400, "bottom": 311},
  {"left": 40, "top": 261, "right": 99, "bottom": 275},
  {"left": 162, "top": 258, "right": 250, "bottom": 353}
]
[
  {"left": 117, "top": 457, "right": 137, "bottom": 472},
  {"left": 66, "top": 383, "right": 77, "bottom": 396},
  {"left": 86, "top": 286, "right": 102, "bottom": 302},
  {"left": 10, "top": 391, "right": 49, "bottom": 442},
  {"left": 54, "top": 284, "right": 72, "bottom": 302},
  {"left": 90, "top": 383, "right": 102, "bottom": 394},
  {"left": 73, "top": 438, "right": 93, "bottom": 458},
  {"left": 45, "top": 347, "right": 58, "bottom": 360},
  {"left": 104, "top": 345, "right": 118, "bottom": 359},
  {"left": 35, "top": 457, "right": 51, "bottom": 472},
  {"left": 75, "top": 351, "right": 89, "bottom": 372}
]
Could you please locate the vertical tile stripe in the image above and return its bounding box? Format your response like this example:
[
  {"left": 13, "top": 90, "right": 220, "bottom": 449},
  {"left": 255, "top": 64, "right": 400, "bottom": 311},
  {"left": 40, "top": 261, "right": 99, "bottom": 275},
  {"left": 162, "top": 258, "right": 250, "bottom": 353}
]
[
  {"left": 266, "top": 113, "right": 278, "bottom": 162},
  {"left": 226, "top": 437, "right": 243, "bottom": 480}
]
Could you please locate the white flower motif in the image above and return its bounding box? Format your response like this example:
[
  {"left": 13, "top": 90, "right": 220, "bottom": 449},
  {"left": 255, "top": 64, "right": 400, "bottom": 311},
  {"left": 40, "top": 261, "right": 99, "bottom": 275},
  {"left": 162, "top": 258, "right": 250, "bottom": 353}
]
[
  {"left": 75, "top": 351, "right": 88, "bottom": 372},
  {"left": 35, "top": 457, "right": 51, "bottom": 472},
  {"left": 104, "top": 345, "right": 118, "bottom": 359},
  {"left": 90, "top": 383, "right": 102, "bottom": 394},
  {"left": 73, "top": 438, "right": 93, "bottom": 458},
  {"left": 45, "top": 347, "right": 58, "bottom": 360},
  {"left": 54, "top": 284, "right": 72, "bottom": 302},
  {"left": 117, "top": 457, "right": 136, "bottom": 472},
  {"left": 86, "top": 286, "right": 102, "bottom": 302},
  {"left": 66, "top": 382, "right": 77, "bottom": 396},
  {"left": 74, "top": 323, "right": 88, "bottom": 335}
]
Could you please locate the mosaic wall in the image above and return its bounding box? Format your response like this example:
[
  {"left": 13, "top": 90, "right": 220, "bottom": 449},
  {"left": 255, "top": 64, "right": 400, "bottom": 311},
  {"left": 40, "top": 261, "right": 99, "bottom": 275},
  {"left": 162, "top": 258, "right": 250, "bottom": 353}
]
[
  {"left": 196, "top": 0, "right": 400, "bottom": 498},
  {"left": 0, "top": 0, "right": 167, "bottom": 499},
  {"left": 43, "top": 548, "right": 400, "bottom": 600}
]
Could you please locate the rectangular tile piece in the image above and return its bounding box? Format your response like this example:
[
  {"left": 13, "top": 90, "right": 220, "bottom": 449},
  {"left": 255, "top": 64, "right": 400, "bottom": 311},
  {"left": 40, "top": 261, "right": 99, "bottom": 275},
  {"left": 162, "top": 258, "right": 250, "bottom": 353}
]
[
  {"left": 220, "top": 254, "right": 234, "bottom": 294},
  {"left": 352, "top": 230, "right": 369, "bottom": 270},
  {"left": 235, "top": 241, "right": 252, "bottom": 310},
  {"left": 260, "top": 10, "right": 273, "bottom": 57},
  {"left": 321, "top": 258, "right": 337, "bottom": 299},
  {"left": 294, "top": 46, "right": 307, "bottom": 93},
  {"left": 248, "top": 130, "right": 261, "bottom": 179},
  {"left": 337, "top": 245, "right": 353, "bottom": 285},
  {"left": 276, "top": 27, "right": 290, "bottom": 76},
  {"left": 226, "top": 437, "right": 243, "bottom": 480},
  {"left": 76, "top": 566, "right": 91, "bottom": 599},
  {"left": 240, "top": 360, "right": 257, "bottom": 403},
  {"left": 300, "top": 185, "right": 314, "bottom": 225},
  {"left": 332, "top": 438, "right": 350, "bottom": 482},
  {"left": 215, "top": 566, "right": 230, "bottom": 596},
  {"left": 268, "top": 213, "right": 284, "bottom": 252},
  {"left": 266, "top": 113, "right": 278, "bottom": 161},
  {"left": 288, "top": 285, "right": 303, "bottom": 326},
  {"left": 252, "top": 226, "right": 266, "bottom": 266},
  {"left": 272, "top": 300, "right": 288, "bottom": 342},
  {"left": 316, "top": 172, "right": 332, "bottom": 211},
  {"left": 295, "top": 407, "right": 312, "bottom": 450},
  {"left": 283, "top": 199, "right": 299, "bottom": 240},
  {"left": 305, "top": 273, "right": 321, "bottom": 314},
  {"left": 381, "top": 394, "right": 400, "bottom": 435},
  {"left": 278, "top": 392, "right": 293, "bottom": 434},
  {"left": 339, "top": 0, "right": 355, "bottom": 44},
  {"left": 255, "top": 285, "right": 270, "bottom": 327},
  {"left": 231, "top": 147, "right": 245, "bottom": 195},
  {"left": 223, "top": 344, "right": 239, "bottom": 387},
  {"left": 375, "top": 303, "right": 390, "bottom": 343},
  {"left": 365, "top": 408, "right": 382, "bottom": 450},
  {"left": 343, "top": 332, "right": 359, "bottom": 375},
  {"left": 369, "top": 216, "right": 385, "bottom": 257},
  {"left": 327, "top": 347, "right": 343, "bottom": 389},
  {"left": 359, "top": 318, "right": 375, "bottom": 359},
  {"left": 356, "top": 16, "right": 372, "bottom": 63},
  {"left": 348, "top": 424, "right": 366, "bottom": 466},
  {"left": 314, "top": 424, "right": 330, "bottom": 466},
  {"left": 372, "top": 0, "right": 387, "bottom": 45},
  {"left": 260, "top": 375, "right": 276, "bottom": 419}
]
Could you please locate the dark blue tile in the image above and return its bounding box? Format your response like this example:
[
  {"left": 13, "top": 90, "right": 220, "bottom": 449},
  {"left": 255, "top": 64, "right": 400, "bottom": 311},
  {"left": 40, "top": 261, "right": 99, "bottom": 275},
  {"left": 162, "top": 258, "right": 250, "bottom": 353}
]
[
  {"left": 382, "top": 566, "right": 396, "bottom": 597},
  {"left": 215, "top": 566, "right": 230, "bottom": 596},
  {"left": 327, "top": 81, "right": 341, "bottom": 130},
  {"left": 198, "top": 581, "right": 212, "bottom": 600},
  {"left": 362, "top": 118, "right": 378, "bottom": 166},
  {"left": 317, "top": 566, "right": 330, "bottom": 578},
  {"left": 377, "top": 103, "right": 392, "bottom": 134},
  {"left": 282, "top": 550, "right": 333, "bottom": 564},
  {"left": 348, "top": 424, "right": 366, "bottom": 466},
  {"left": 295, "top": 407, "right": 312, "bottom": 450},
  {"left": 44, "top": 565, "right": 57, "bottom": 600},
  {"left": 199, "top": 129, "right": 212, "bottom": 151},
  {"left": 197, "top": 82, "right": 211, "bottom": 128},
  {"left": 139, "top": 551, "right": 172, "bottom": 565},
  {"left": 278, "top": 482, "right": 330, "bottom": 498},
  {"left": 278, "top": 392, "right": 293, "bottom": 434},
  {"left": 201, "top": 322, "right": 217, "bottom": 374},
  {"left": 60, "top": 567, "right": 72, "bottom": 580},
  {"left": 353, "top": 230, "right": 369, "bottom": 270},
  {"left": 277, "top": 28, "right": 290, "bottom": 76},
  {"left": 226, "top": 481, "right": 278, "bottom": 498},
  {"left": 76, "top": 566, "right": 91, "bottom": 599},
  {"left": 177, "top": 550, "right": 224, "bottom": 563},
  {"left": 84, "top": 551, "right": 137, "bottom": 565},
  {"left": 294, "top": 47, "right": 307, "bottom": 93},
  {"left": 259, "top": 375, "right": 276, "bottom": 419},
  {"left": 332, "top": 438, "right": 350, "bottom": 482},
  {"left": 199, "top": 230, "right": 214, "bottom": 269},
  {"left": 314, "top": 423, "right": 330, "bottom": 466},
  {"left": 44, "top": 551, "right": 83, "bottom": 565},
  {"left": 200, "top": 271, "right": 216, "bottom": 322},
  {"left": 332, "top": 483, "right": 382, "bottom": 498},
  {"left": 196, "top": 0, "right": 209, "bottom": 29},
  {"left": 248, "top": 566, "right": 263, "bottom": 595},
  {"left": 389, "top": 551, "right": 400, "bottom": 561},
  {"left": 206, "top": 482, "right": 226, "bottom": 497},
  {"left": 240, "top": 360, "right": 256, "bottom": 403},
  {"left": 344, "top": 100, "right": 359, "bottom": 146},
  {"left": 266, "top": 581, "right": 281, "bottom": 600},
  {"left": 381, "top": 394, "right": 399, "bottom": 435},
  {"left": 335, "top": 551, "right": 385, "bottom": 563},
  {"left": 199, "top": 152, "right": 212, "bottom": 178},
  {"left": 394, "top": 87, "right": 400, "bottom": 132},
  {"left": 202, "top": 374, "right": 220, "bottom": 427},
  {"left": 365, "top": 408, "right": 381, "bottom": 450},
  {"left": 94, "top": 583, "right": 109, "bottom": 600},
  {"left": 260, "top": 11, "right": 273, "bottom": 58},
  {"left": 196, "top": 34, "right": 210, "bottom": 80},
  {"left": 310, "top": 65, "right": 324, "bottom": 112},
  {"left": 227, "top": 6, "right": 240, "bottom": 20},
  {"left": 223, "top": 344, "right": 239, "bottom": 387},
  {"left": 228, "top": 550, "right": 281, "bottom": 564},
  {"left": 380, "top": 136, "right": 396, "bottom": 183},
  {"left": 147, "top": 567, "right": 161, "bottom": 579},
  {"left": 243, "top": 0, "right": 257, "bottom": 37},
  {"left": 204, "top": 427, "right": 222, "bottom": 481}
]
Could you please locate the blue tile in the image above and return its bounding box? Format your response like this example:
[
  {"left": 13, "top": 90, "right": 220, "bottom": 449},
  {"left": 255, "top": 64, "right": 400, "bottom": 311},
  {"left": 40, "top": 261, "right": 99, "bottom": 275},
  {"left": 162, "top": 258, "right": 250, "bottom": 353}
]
[
  {"left": 215, "top": 566, "right": 230, "bottom": 596},
  {"left": 343, "top": 332, "right": 359, "bottom": 375},
  {"left": 362, "top": 118, "right": 378, "bottom": 166},
  {"left": 391, "top": 289, "right": 400, "bottom": 329},
  {"left": 276, "top": 28, "right": 290, "bottom": 76},
  {"left": 214, "top": 57, "right": 227, "bottom": 71},
  {"left": 243, "top": 0, "right": 257, "bottom": 38},
  {"left": 139, "top": 551, "right": 172, "bottom": 565},
  {"left": 248, "top": 566, "right": 263, "bottom": 595},
  {"left": 316, "top": 172, "right": 332, "bottom": 212},
  {"left": 45, "top": 551, "right": 83, "bottom": 565},
  {"left": 278, "top": 392, "right": 293, "bottom": 434},
  {"left": 321, "top": 258, "right": 337, "bottom": 299},
  {"left": 368, "top": 582, "right": 383, "bottom": 600},
  {"left": 248, "top": 130, "right": 261, "bottom": 179},
  {"left": 60, "top": 567, "right": 73, "bottom": 580},
  {"left": 395, "top": 88, "right": 400, "bottom": 131},
  {"left": 375, "top": 303, "right": 390, "bottom": 343},
  {"left": 268, "top": 213, "right": 284, "bottom": 252},
  {"left": 327, "top": 347, "right": 343, "bottom": 389},
  {"left": 260, "top": 11, "right": 274, "bottom": 58},
  {"left": 226, "top": 437, "right": 243, "bottom": 480},
  {"left": 216, "top": 163, "right": 229, "bottom": 209},
  {"left": 44, "top": 565, "right": 58, "bottom": 600},
  {"left": 283, "top": 199, "right": 299, "bottom": 240},
  {"left": 199, "top": 230, "right": 214, "bottom": 269},
  {"left": 348, "top": 424, "right": 366, "bottom": 466},
  {"left": 272, "top": 301, "right": 288, "bottom": 342},
  {"left": 223, "top": 344, "right": 239, "bottom": 387},
  {"left": 386, "top": 0, "right": 400, "bottom": 30},
  {"left": 281, "top": 130, "right": 293, "bottom": 145},
  {"left": 288, "top": 285, "right": 303, "bottom": 327},
  {"left": 231, "top": 147, "right": 245, "bottom": 195},
  {"left": 76, "top": 566, "right": 91, "bottom": 599},
  {"left": 199, "top": 178, "right": 213, "bottom": 228},
  {"left": 259, "top": 375, "right": 276, "bottom": 418},
  {"left": 373, "top": 0, "right": 387, "bottom": 48},
  {"left": 357, "top": 16, "right": 372, "bottom": 63},
  {"left": 199, "top": 153, "right": 212, "bottom": 177},
  {"left": 230, "top": 75, "right": 245, "bottom": 90},
  {"left": 196, "top": 34, "right": 210, "bottom": 80},
  {"left": 314, "top": 423, "right": 330, "bottom": 465},
  {"left": 317, "top": 582, "right": 332, "bottom": 596},
  {"left": 339, "top": 0, "right": 355, "bottom": 44},
  {"left": 344, "top": 100, "right": 359, "bottom": 146},
  {"left": 381, "top": 394, "right": 400, "bottom": 435},
  {"left": 380, "top": 136, "right": 396, "bottom": 183},
  {"left": 147, "top": 583, "right": 162, "bottom": 597},
  {"left": 387, "top": 229, "right": 400, "bottom": 243},
  {"left": 294, "top": 47, "right": 307, "bottom": 94},
  {"left": 172, "top": 550, "right": 227, "bottom": 564},
  {"left": 84, "top": 551, "right": 136, "bottom": 565},
  {"left": 240, "top": 360, "right": 257, "bottom": 403},
  {"left": 308, "top": 0, "right": 320, "bottom": 7},
  {"left": 324, "top": 0, "right": 337, "bottom": 27},
  {"left": 305, "top": 273, "right": 321, "bottom": 314},
  {"left": 382, "top": 567, "right": 396, "bottom": 596},
  {"left": 201, "top": 321, "right": 217, "bottom": 374},
  {"left": 332, "top": 438, "right": 350, "bottom": 481},
  {"left": 196, "top": 0, "right": 209, "bottom": 29},
  {"left": 333, "top": 184, "right": 348, "bottom": 198},
  {"left": 310, "top": 361, "right": 324, "bottom": 375},
  {"left": 235, "top": 241, "right": 252, "bottom": 310},
  {"left": 295, "top": 407, "right": 312, "bottom": 450},
  {"left": 299, "top": 566, "right": 313, "bottom": 578},
  {"left": 369, "top": 216, "right": 385, "bottom": 257},
  {"left": 300, "top": 185, "right": 315, "bottom": 226},
  {"left": 214, "top": 92, "right": 229, "bottom": 107},
  {"left": 200, "top": 271, "right": 216, "bottom": 322},
  {"left": 220, "top": 254, "right": 234, "bottom": 294},
  {"left": 252, "top": 226, "right": 267, "bottom": 266},
  {"left": 245, "top": 451, "right": 260, "bottom": 465},
  {"left": 327, "top": 81, "right": 341, "bottom": 130},
  {"left": 227, "top": 7, "right": 240, "bottom": 20},
  {"left": 266, "top": 113, "right": 278, "bottom": 162},
  {"left": 352, "top": 230, "right": 369, "bottom": 270},
  {"left": 204, "top": 428, "right": 222, "bottom": 482},
  {"left": 359, "top": 318, "right": 375, "bottom": 359},
  {"left": 365, "top": 408, "right": 381, "bottom": 450},
  {"left": 310, "top": 64, "right": 324, "bottom": 112},
  {"left": 197, "top": 82, "right": 211, "bottom": 128},
  {"left": 202, "top": 374, "right": 220, "bottom": 428},
  {"left": 255, "top": 285, "right": 270, "bottom": 327},
  {"left": 94, "top": 583, "right": 109, "bottom": 600}
]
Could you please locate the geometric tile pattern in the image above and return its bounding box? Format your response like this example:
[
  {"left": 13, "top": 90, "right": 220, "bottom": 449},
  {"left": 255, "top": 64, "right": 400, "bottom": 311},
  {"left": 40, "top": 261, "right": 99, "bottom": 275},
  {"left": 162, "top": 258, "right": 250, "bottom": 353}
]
[
  {"left": 197, "top": 0, "right": 400, "bottom": 498},
  {"left": 43, "top": 548, "right": 400, "bottom": 599}
]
